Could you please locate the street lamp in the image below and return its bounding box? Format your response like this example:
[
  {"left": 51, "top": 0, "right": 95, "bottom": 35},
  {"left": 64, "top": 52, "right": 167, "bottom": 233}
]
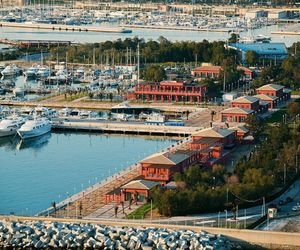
[{"left": 224, "top": 210, "right": 228, "bottom": 228}]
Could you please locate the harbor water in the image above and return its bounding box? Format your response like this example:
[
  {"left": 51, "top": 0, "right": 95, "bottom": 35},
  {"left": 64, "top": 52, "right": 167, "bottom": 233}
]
[
  {"left": 0, "top": 132, "right": 174, "bottom": 215},
  {"left": 0, "top": 24, "right": 299, "bottom": 46}
]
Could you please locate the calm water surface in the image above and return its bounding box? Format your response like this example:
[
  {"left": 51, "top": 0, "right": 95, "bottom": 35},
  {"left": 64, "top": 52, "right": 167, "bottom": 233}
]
[
  {"left": 0, "top": 24, "right": 298, "bottom": 46},
  {"left": 0, "top": 132, "right": 174, "bottom": 215}
]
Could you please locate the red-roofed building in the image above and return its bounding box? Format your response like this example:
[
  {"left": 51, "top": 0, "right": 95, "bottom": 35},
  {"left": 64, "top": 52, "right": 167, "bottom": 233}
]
[
  {"left": 191, "top": 65, "right": 253, "bottom": 80},
  {"left": 132, "top": 81, "right": 208, "bottom": 103},
  {"left": 221, "top": 107, "right": 254, "bottom": 123},
  {"left": 256, "top": 84, "right": 291, "bottom": 101},
  {"left": 231, "top": 96, "right": 260, "bottom": 111}
]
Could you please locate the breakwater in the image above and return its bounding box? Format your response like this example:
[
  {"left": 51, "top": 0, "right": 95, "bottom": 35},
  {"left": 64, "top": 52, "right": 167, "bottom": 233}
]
[
  {"left": 0, "top": 219, "right": 233, "bottom": 249},
  {"left": 0, "top": 22, "right": 132, "bottom": 34}
]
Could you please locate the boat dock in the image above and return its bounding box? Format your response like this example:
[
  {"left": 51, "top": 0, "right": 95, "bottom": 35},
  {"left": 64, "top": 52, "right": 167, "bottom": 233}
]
[
  {"left": 0, "top": 22, "right": 132, "bottom": 34},
  {"left": 0, "top": 38, "right": 73, "bottom": 48},
  {"left": 121, "top": 24, "right": 242, "bottom": 33},
  {"left": 52, "top": 120, "right": 199, "bottom": 136}
]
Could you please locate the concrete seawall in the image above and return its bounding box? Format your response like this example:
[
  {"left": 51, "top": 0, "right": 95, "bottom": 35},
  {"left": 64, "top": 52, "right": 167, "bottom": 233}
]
[
  {"left": 1, "top": 215, "right": 299, "bottom": 249},
  {"left": 0, "top": 22, "right": 131, "bottom": 33}
]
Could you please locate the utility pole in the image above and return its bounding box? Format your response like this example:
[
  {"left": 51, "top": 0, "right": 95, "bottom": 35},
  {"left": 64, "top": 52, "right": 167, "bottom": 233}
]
[
  {"left": 284, "top": 163, "right": 286, "bottom": 186},
  {"left": 226, "top": 188, "right": 229, "bottom": 204},
  {"left": 137, "top": 43, "right": 140, "bottom": 84}
]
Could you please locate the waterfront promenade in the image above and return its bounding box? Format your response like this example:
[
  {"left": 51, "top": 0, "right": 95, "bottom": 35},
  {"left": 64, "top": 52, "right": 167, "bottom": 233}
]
[{"left": 41, "top": 138, "right": 191, "bottom": 219}]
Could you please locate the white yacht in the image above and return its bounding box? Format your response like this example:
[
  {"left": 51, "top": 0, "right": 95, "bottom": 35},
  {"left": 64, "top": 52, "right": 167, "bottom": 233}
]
[
  {"left": 24, "top": 66, "right": 39, "bottom": 78},
  {"left": 17, "top": 117, "right": 51, "bottom": 139},
  {"left": 37, "top": 67, "right": 50, "bottom": 78},
  {"left": 1, "top": 65, "right": 21, "bottom": 77},
  {"left": 0, "top": 116, "right": 26, "bottom": 137}
]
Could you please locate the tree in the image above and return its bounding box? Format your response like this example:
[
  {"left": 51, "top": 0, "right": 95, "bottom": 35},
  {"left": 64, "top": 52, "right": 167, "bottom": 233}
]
[
  {"left": 287, "top": 101, "right": 300, "bottom": 118},
  {"left": 245, "top": 115, "right": 263, "bottom": 137},
  {"left": 228, "top": 33, "right": 239, "bottom": 43},
  {"left": 143, "top": 65, "right": 166, "bottom": 82},
  {"left": 245, "top": 51, "right": 258, "bottom": 66}
]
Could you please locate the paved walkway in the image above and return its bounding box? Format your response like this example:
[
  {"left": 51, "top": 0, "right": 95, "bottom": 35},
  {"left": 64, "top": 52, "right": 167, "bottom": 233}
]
[{"left": 86, "top": 201, "right": 142, "bottom": 219}]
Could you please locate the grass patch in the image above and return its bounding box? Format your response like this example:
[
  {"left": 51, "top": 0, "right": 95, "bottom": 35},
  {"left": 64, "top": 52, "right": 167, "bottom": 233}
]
[
  {"left": 126, "top": 203, "right": 155, "bottom": 219},
  {"left": 65, "top": 92, "right": 88, "bottom": 102},
  {"left": 266, "top": 108, "right": 287, "bottom": 123}
]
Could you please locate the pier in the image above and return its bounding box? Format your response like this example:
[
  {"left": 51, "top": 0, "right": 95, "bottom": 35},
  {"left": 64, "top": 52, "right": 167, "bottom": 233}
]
[
  {"left": 0, "top": 22, "right": 132, "bottom": 34},
  {"left": 121, "top": 24, "right": 242, "bottom": 33},
  {"left": 0, "top": 38, "right": 73, "bottom": 48},
  {"left": 52, "top": 120, "right": 199, "bottom": 137}
]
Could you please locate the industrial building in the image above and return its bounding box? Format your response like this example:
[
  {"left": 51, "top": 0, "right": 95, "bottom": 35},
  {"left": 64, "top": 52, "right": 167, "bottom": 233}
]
[{"left": 228, "top": 43, "right": 288, "bottom": 62}]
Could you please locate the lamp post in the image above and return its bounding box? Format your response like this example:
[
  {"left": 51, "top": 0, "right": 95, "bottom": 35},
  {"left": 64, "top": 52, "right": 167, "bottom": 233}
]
[{"left": 224, "top": 210, "right": 228, "bottom": 228}]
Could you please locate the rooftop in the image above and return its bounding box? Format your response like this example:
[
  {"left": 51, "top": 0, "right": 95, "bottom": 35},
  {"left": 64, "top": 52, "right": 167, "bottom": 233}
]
[
  {"left": 140, "top": 151, "right": 190, "bottom": 165},
  {"left": 232, "top": 95, "right": 259, "bottom": 104},
  {"left": 256, "top": 84, "right": 284, "bottom": 91},
  {"left": 121, "top": 180, "right": 159, "bottom": 190},
  {"left": 192, "top": 127, "right": 235, "bottom": 138},
  {"left": 228, "top": 43, "right": 288, "bottom": 55},
  {"left": 192, "top": 65, "right": 222, "bottom": 72},
  {"left": 221, "top": 107, "right": 254, "bottom": 115},
  {"left": 254, "top": 94, "right": 279, "bottom": 101}
]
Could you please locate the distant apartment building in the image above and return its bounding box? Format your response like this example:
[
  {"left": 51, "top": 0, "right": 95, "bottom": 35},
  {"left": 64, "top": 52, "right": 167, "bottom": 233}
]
[{"left": 0, "top": 0, "right": 24, "bottom": 7}]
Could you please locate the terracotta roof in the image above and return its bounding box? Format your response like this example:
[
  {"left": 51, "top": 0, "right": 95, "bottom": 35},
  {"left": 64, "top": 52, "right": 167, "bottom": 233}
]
[
  {"left": 237, "top": 66, "right": 252, "bottom": 72},
  {"left": 140, "top": 151, "right": 190, "bottom": 165},
  {"left": 256, "top": 84, "right": 284, "bottom": 91},
  {"left": 253, "top": 94, "right": 278, "bottom": 101},
  {"left": 229, "top": 125, "right": 249, "bottom": 134},
  {"left": 231, "top": 96, "right": 259, "bottom": 104},
  {"left": 221, "top": 107, "right": 254, "bottom": 115},
  {"left": 121, "top": 180, "right": 159, "bottom": 190},
  {"left": 193, "top": 66, "right": 222, "bottom": 72},
  {"left": 192, "top": 127, "right": 235, "bottom": 138}
]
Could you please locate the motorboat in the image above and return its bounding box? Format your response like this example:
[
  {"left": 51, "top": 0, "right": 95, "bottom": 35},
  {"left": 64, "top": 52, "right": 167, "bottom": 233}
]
[
  {"left": 35, "top": 106, "right": 57, "bottom": 117},
  {"left": 17, "top": 117, "right": 51, "bottom": 139},
  {"left": 36, "top": 67, "right": 50, "bottom": 78},
  {"left": 75, "top": 67, "right": 85, "bottom": 79},
  {"left": 1, "top": 64, "right": 21, "bottom": 77},
  {"left": 13, "top": 86, "right": 25, "bottom": 97},
  {"left": 0, "top": 116, "right": 26, "bottom": 137},
  {"left": 58, "top": 107, "right": 72, "bottom": 117},
  {"left": 146, "top": 112, "right": 165, "bottom": 123},
  {"left": 24, "top": 66, "right": 39, "bottom": 78}
]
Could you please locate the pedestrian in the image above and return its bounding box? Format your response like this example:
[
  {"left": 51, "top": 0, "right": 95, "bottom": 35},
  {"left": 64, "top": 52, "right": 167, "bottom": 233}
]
[
  {"left": 120, "top": 201, "right": 125, "bottom": 214},
  {"left": 129, "top": 197, "right": 133, "bottom": 210},
  {"left": 114, "top": 205, "right": 118, "bottom": 218}
]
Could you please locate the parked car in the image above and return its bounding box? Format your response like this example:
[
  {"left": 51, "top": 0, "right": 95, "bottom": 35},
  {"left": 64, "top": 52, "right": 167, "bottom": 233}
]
[{"left": 292, "top": 203, "right": 300, "bottom": 211}]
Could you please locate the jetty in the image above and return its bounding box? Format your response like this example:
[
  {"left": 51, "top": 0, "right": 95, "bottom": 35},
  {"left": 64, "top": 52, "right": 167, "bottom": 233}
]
[
  {"left": 121, "top": 24, "right": 242, "bottom": 33},
  {"left": 0, "top": 22, "right": 132, "bottom": 34},
  {"left": 52, "top": 120, "right": 199, "bottom": 136},
  {"left": 0, "top": 38, "right": 73, "bottom": 48}
]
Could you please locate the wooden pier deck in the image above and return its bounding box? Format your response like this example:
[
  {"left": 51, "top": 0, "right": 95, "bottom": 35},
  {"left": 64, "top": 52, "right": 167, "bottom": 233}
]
[
  {"left": 0, "top": 22, "right": 132, "bottom": 34},
  {"left": 52, "top": 121, "right": 200, "bottom": 136}
]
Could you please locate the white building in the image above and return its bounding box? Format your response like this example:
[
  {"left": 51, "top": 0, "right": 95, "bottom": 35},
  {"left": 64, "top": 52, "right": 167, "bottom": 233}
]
[{"left": 268, "top": 10, "right": 287, "bottom": 19}]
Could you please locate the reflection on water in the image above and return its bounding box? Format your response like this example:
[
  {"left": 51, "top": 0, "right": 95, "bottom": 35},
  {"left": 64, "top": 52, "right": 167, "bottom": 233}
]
[
  {"left": 0, "top": 133, "right": 51, "bottom": 151},
  {"left": 16, "top": 133, "right": 51, "bottom": 151},
  {"left": 0, "top": 132, "right": 174, "bottom": 215}
]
